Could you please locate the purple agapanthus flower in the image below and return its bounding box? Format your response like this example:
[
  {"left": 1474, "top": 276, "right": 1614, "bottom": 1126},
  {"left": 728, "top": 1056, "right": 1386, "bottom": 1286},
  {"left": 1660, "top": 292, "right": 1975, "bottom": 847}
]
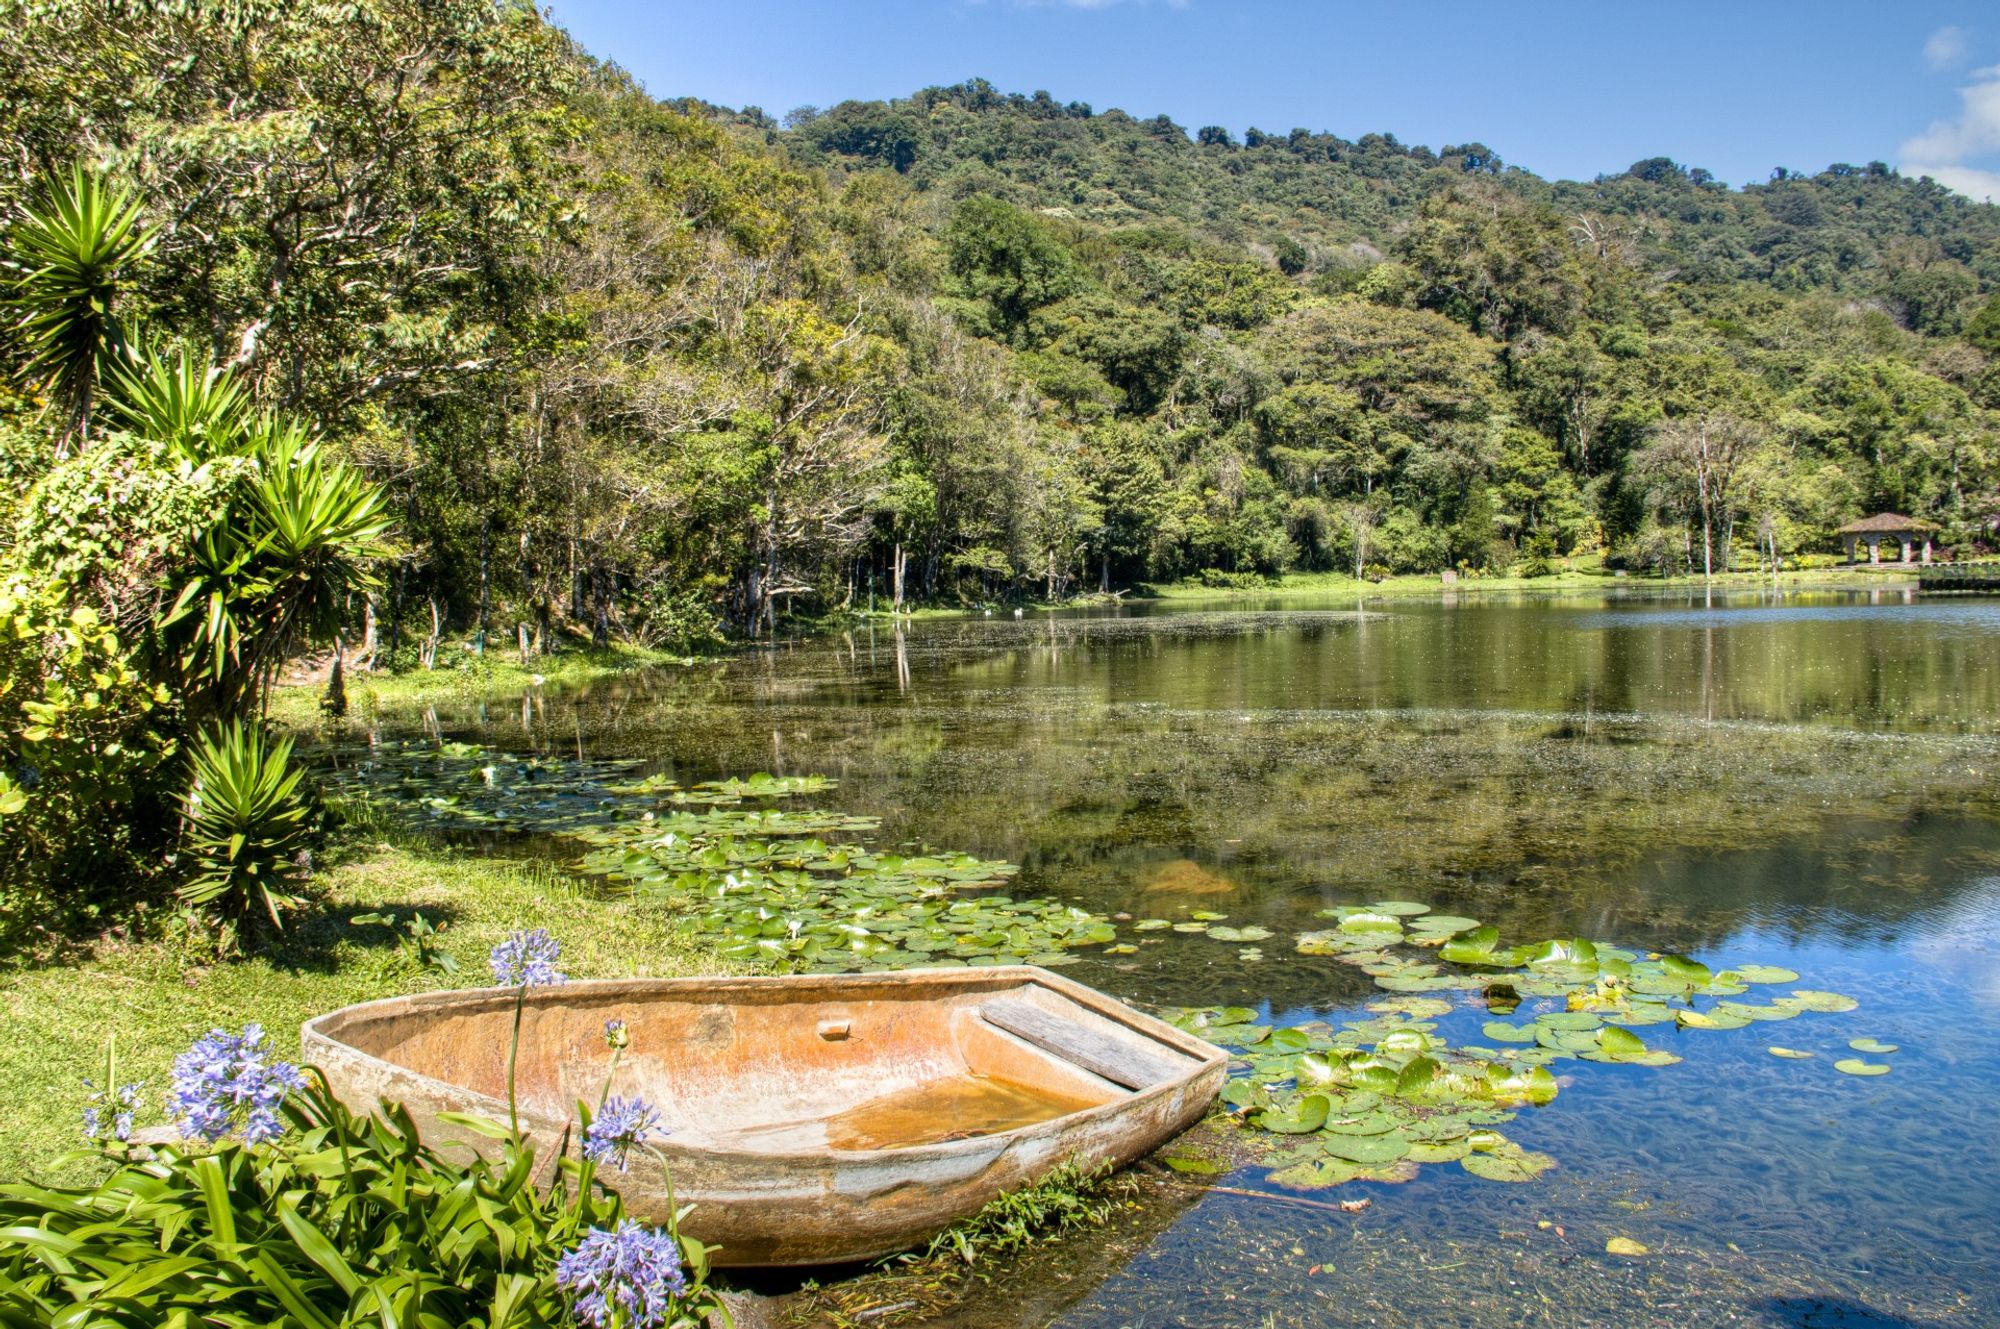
[
  {"left": 81, "top": 1079, "right": 132, "bottom": 1142},
  {"left": 583, "top": 1095, "right": 663, "bottom": 1172},
  {"left": 603, "top": 1018, "right": 629, "bottom": 1049},
  {"left": 555, "top": 1223, "right": 689, "bottom": 1329},
  {"left": 167, "top": 1025, "right": 306, "bottom": 1144},
  {"left": 489, "top": 928, "right": 566, "bottom": 987}
]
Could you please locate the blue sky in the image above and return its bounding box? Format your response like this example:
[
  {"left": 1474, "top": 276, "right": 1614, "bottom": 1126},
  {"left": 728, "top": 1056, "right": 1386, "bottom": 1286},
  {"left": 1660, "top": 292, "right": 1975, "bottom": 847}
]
[{"left": 545, "top": 1, "right": 2000, "bottom": 200}]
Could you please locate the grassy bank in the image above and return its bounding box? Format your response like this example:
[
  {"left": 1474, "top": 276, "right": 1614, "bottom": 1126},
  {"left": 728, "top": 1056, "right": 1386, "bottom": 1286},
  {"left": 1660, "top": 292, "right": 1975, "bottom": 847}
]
[
  {"left": 269, "top": 640, "right": 705, "bottom": 724},
  {"left": 1138, "top": 564, "right": 1920, "bottom": 603},
  {"left": 0, "top": 830, "right": 745, "bottom": 1183}
]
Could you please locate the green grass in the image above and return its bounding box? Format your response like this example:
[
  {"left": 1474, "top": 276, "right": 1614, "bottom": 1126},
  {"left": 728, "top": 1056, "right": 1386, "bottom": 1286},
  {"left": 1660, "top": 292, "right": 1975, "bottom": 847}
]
[
  {"left": 269, "top": 640, "right": 697, "bottom": 724},
  {"left": 0, "top": 832, "right": 745, "bottom": 1183}
]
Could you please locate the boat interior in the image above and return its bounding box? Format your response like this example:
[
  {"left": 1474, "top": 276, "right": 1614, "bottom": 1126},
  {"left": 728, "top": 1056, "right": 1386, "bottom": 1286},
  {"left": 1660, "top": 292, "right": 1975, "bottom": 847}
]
[{"left": 311, "top": 973, "right": 1213, "bottom": 1153}]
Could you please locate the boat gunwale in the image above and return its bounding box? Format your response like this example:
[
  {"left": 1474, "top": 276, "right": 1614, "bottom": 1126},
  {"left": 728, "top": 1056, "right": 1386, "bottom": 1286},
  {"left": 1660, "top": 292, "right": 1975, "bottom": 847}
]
[{"left": 300, "top": 966, "right": 1228, "bottom": 1164}]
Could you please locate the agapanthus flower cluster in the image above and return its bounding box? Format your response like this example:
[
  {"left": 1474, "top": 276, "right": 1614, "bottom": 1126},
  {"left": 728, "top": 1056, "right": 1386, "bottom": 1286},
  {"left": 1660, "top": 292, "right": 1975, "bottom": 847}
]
[
  {"left": 583, "top": 1095, "right": 663, "bottom": 1172},
  {"left": 489, "top": 928, "right": 566, "bottom": 987},
  {"left": 555, "top": 1223, "right": 689, "bottom": 1329},
  {"left": 167, "top": 1025, "right": 306, "bottom": 1144},
  {"left": 81, "top": 1081, "right": 143, "bottom": 1143},
  {"left": 603, "top": 1018, "right": 629, "bottom": 1050}
]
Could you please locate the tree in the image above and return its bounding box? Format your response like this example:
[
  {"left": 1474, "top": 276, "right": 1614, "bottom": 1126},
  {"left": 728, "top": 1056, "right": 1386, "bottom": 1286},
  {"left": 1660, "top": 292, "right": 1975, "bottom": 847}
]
[{"left": 1635, "top": 415, "right": 1761, "bottom": 581}]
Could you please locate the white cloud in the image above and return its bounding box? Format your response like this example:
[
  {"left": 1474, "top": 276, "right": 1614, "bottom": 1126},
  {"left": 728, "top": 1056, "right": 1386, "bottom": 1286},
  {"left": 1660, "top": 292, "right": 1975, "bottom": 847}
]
[
  {"left": 1924, "top": 24, "right": 1970, "bottom": 70},
  {"left": 1898, "top": 62, "right": 2000, "bottom": 200},
  {"left": 1909, "top": 163, "right": 2000, "bottom": 202}
]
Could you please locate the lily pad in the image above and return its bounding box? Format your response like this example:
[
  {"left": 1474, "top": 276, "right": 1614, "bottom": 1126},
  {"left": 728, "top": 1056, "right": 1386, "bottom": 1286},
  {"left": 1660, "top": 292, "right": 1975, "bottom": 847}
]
[
  {"left": 1781, "top": 990, "right": 1860, "bottom": 1014},
  {"left": 1833, "top": 1058, "right": 1891, "bottom": 1077},
  {"left": 1715, "top": 1001, "right": 1796, "bottom": 1023},
  {"left": 1321, "top": 1132, "right": 1411, "bottom": 1165},
  {"left": 1268, "top": 1157, "right": 1362, "bottom": 1190},
  {"left": 1536, "top": 1011, "right": 1604, "bottom": 1032},
  {"left": 1461, "top": 1145, "right": 1556, "bottom": 1183},
  {"left": 1368, "top": 996, "right": 1456, "bottom": 1019},
  {"left": 1409, "top": 915, "right": 1482, "bottom": 934},
  {"left": 1596, "top": 1026, "right": 1649, "bottom": 1058},
  {"left": 1256, "top": 1093, "right": 1332, "bottom": 1134},
  {"left": 1767, "top": 1047, "right": 1814, "bottom": 1059},
  {"left": 1733, "top": 964, "right": 1800, "bottom": 984},
  {"left": 1848, "top": 1037, "right": 1899, "bottom": 1055},
  {"left": 1406, "top": 1137, "right": 1473, "bottom": 1163},
  {"left": 1367, "top": 901, "right": 1433, "bottom": 916},
  {"left": 1163, "top": 1154, "right": 1227, "bottom": 1175},
  {"left": 1676, "top": 1008, "right": 1750, "bottom": 1031},
  {"left": 1605, "top": 1237, "right": 1651, "bottom": 1257}
]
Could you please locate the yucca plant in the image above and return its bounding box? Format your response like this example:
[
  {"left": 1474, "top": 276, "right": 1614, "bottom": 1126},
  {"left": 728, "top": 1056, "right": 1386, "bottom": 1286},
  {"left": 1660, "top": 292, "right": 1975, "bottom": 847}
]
[
  {"left": 108, "top": 340, "right": 251, "bottom": 458},
  {"left": 0, "top": 165, "right": 153, "bottom": 450},
  {"left": 165, "top": 421, "right": 395, "bottom": 717},
  {"left": 178, "top": 719, "right": 313, "bottom": 929}
]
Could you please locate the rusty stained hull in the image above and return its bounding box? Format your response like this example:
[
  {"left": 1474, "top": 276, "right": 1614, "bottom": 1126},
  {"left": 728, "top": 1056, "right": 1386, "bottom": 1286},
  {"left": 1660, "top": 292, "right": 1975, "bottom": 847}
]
[{"left": 301, "top": 966, "right": 1226, "bottom": 1267}]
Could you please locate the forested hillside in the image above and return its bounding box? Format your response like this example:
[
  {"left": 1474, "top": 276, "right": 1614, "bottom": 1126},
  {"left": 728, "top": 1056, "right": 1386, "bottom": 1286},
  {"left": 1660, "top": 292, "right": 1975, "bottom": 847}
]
[{"left": 5, "top": 3, "right": 2000, "bottom": 658}]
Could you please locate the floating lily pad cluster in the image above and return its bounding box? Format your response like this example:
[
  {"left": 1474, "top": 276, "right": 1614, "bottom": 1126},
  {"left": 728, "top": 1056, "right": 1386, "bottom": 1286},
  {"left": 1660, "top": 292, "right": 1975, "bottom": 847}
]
[
  {"left": 1159, "top": 900, "right": 1865, "bottom": 1192},
  {"left": 321, "top": 741, "right": 1116, "bottom": 973},
  {"left": 577, "top": 830, "right": 1116, "bottom": 972}
]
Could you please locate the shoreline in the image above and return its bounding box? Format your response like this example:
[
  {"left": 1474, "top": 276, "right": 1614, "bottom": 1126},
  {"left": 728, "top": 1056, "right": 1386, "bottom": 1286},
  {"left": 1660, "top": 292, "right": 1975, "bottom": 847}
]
[{"left": 269, "top": 566, "right": 1963, "bottom": 716}]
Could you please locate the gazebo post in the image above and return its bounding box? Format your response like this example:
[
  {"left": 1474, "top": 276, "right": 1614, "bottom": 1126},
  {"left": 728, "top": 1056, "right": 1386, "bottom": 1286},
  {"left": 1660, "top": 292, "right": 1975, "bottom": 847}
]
[
  {"left": 1922, "top": 538, "right": 1933, "bottom": 565},
  {"left": 1868, "top": 537, "right": 1880, "bottom": 565}
]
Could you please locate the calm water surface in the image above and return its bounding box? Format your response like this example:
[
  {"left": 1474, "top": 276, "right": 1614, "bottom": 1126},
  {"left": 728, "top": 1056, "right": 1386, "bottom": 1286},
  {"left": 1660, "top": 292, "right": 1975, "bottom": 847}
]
[{"left": 370, "top": 589, "right": 2000, "bottom": 1328}]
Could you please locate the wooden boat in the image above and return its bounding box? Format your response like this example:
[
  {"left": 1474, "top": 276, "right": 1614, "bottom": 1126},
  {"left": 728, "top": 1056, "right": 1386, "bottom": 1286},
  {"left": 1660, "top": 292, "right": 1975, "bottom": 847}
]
[{"left": 302, "top": 966, "right": 1227, "bottom": 1267}]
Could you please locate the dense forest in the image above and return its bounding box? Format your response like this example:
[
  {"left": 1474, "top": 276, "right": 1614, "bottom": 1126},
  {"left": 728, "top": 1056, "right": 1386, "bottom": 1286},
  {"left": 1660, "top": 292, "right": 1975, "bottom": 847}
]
[{"left": 5, "top": 0, "right": 2000, "bottom": 664}]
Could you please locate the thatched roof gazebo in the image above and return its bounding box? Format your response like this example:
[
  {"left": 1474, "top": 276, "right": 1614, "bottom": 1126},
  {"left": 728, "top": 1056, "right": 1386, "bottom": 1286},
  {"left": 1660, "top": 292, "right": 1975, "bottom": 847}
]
[{"left": 1837, "top": 513, "right": 1939, "bottom": 565}]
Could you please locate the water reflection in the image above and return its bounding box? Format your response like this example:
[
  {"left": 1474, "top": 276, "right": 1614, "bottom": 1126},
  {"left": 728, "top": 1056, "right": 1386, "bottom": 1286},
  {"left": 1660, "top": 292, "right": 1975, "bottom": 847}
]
[{"left": 333, "top": 590, "right": 2000, "bottom": 1326}]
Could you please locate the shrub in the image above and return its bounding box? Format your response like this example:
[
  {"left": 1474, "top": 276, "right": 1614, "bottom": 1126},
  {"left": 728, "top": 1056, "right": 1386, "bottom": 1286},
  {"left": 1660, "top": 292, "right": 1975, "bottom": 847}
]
[
  {"left": 177, "top": 719, "right": 314, "bottom": 930},
  {"left": 1519, "top": 530, "right": 1557, "bottom": 578},
  {"left": 0, "top": 575, "right": 175, "bottom": 935},
  {"left": 12, "top": 430, "right": 250, "bottom": 637}
]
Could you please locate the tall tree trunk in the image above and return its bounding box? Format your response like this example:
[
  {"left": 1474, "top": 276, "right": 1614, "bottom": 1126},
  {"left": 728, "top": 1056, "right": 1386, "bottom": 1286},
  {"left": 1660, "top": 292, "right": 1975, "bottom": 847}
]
[{"left": 475, "top": 515, "right": 492, "bottom": 655}]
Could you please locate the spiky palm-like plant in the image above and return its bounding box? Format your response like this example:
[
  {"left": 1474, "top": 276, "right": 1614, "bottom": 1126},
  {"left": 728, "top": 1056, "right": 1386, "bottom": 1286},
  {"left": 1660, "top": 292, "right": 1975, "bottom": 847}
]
[
  {"left": 0, "top": 166, "right": 153, "bottom": 451},
  {"left": 109, "top": 341, "right": 250, "bottom": 459},
  {"left": 166, "top": 422, "right": 395, "bottom": 717},
  {"left": 178, "top": 719, "right": 312, "bottom": 929}
]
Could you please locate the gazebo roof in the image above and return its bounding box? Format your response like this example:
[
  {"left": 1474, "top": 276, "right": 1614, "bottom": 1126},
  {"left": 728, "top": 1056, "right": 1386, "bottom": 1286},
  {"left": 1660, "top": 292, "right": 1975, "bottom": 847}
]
[{"left": 1836, "top": 512, "right": 1939, "bottom": 535}]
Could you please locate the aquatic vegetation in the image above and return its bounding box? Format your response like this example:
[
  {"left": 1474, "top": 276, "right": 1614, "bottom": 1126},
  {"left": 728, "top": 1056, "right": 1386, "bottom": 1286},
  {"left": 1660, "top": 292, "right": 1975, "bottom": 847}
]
[
  {"left": 1834, "top": 1058, "right": 1892, "bottom": 1076},
  {"left": 325, "top": 740, "right": 1119, "bottom": 973},
  {"left": 1165, "top": 898, "right": 1865, "bottom": 1192}
]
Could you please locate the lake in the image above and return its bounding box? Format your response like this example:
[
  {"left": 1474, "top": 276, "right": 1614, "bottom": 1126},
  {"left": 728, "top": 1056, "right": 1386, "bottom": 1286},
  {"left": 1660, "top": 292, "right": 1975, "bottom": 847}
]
[{"left": 352, "top": 587, "right": 2000, "bottom": 1328}]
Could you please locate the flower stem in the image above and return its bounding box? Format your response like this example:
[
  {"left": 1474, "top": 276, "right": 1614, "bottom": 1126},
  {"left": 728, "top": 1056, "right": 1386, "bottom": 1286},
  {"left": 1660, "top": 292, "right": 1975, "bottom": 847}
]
[{"left": 507, "top": 983, "right": 527, "bottom": 1143}]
